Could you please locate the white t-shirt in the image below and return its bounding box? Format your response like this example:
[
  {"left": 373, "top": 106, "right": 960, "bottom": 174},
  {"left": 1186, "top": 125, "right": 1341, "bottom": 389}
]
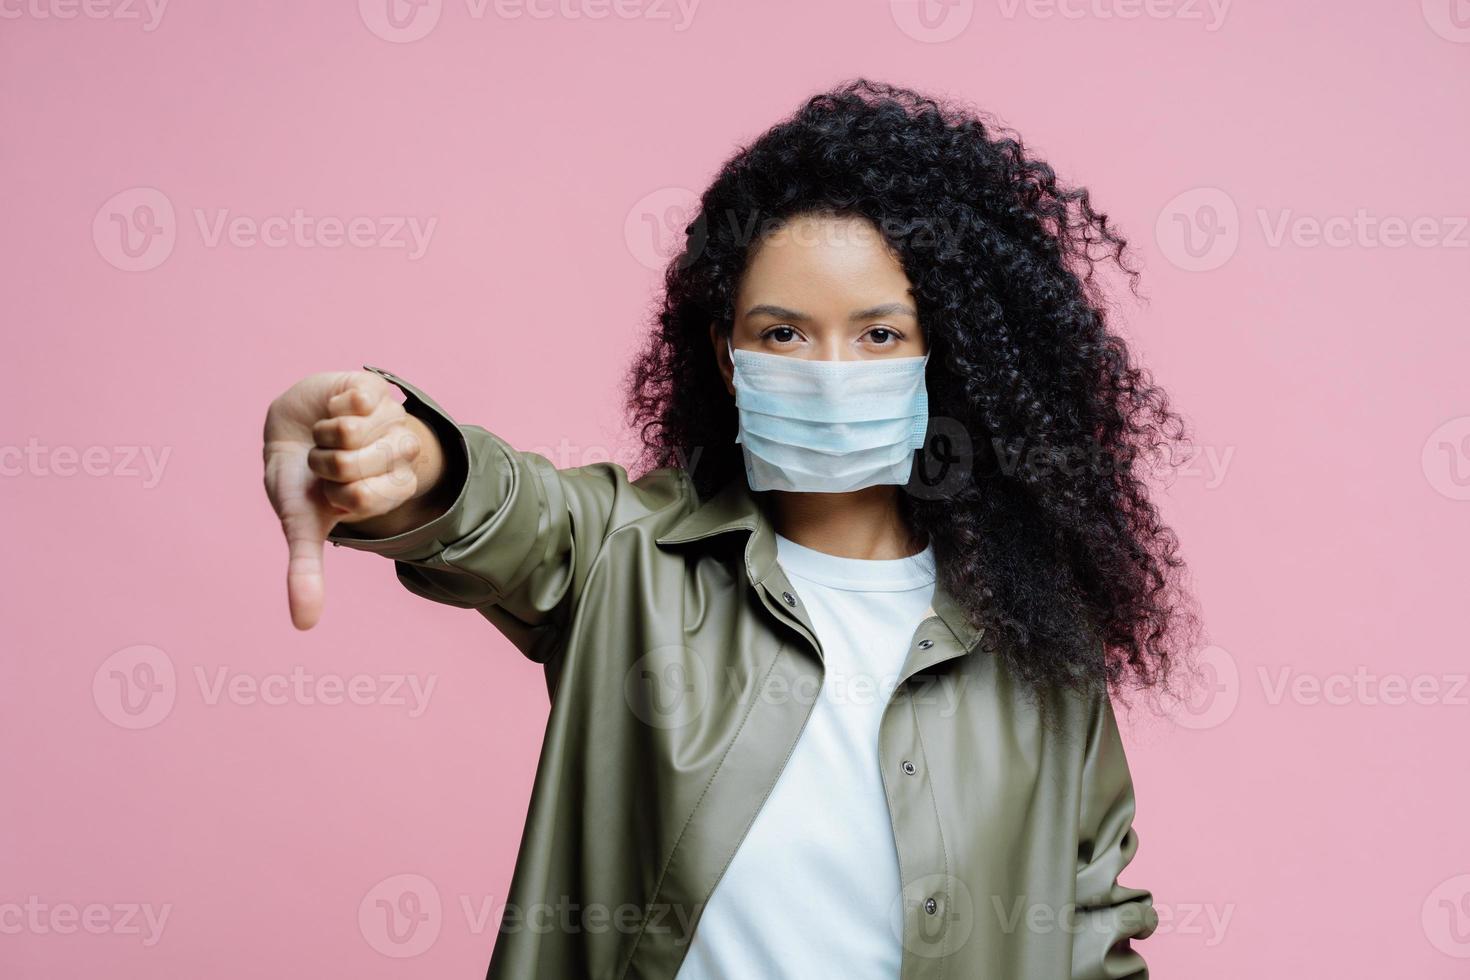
[{"left": 674, "top": 531, "right": 938, "bottom": 980}]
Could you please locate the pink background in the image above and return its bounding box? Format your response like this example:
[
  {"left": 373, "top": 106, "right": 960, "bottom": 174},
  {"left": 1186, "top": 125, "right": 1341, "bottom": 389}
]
[{"left": 4, "top": 1, "right": 1469, "bottom": 976}]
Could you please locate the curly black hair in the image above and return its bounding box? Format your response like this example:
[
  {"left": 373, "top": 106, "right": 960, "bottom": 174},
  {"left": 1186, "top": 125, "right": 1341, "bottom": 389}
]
[{"left": 624, "top": 78, "right": 1199, "bottom": 702}]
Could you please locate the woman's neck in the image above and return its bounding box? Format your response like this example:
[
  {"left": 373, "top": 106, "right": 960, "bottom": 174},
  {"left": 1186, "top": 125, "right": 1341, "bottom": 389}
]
[{"left": 764, "top": 485, "right": 927, "bottom": 560}]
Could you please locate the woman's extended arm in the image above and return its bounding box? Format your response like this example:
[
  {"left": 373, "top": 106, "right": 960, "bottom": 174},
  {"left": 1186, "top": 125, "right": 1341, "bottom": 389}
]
[{"left": 262, "top": 365, "right": 689, "bottom": 660}]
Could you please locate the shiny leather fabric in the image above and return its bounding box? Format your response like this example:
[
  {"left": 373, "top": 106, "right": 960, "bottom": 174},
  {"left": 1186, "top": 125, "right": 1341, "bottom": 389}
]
[{"left": 329, "top": 366, "right": 1157, "bottom": 980}]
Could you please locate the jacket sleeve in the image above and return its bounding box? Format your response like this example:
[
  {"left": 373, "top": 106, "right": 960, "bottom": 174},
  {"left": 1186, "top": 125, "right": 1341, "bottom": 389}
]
[
  {"left": 325, "top": 365, "right": 690, "bottom": 663},
  {"left": 1070, "top": 687, "right": 1159, "bottom": 979}
]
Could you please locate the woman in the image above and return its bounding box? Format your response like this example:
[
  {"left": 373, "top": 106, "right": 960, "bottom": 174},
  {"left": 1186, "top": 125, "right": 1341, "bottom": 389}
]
[{"left": 263, "top": 79, "right": 1196, "bottom": 979}]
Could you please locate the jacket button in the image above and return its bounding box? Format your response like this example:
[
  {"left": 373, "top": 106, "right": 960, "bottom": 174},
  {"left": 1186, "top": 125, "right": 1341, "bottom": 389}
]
[
  {"left": 917, "top": 638, "right": 933, "bottom": 649},
  {"left": 902, "top": 760, "right": 917, "bottom": 775},
  {"left": 924, "top": 897, "right": 938, "bottom": 915},
  {"left": 782, "top": 591, "right": 797, "bottom": 607}
]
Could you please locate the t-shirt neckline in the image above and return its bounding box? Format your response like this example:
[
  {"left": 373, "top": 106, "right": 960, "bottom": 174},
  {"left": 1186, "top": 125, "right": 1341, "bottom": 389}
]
[{"left": 773, "top": 532, "right": 936, "bottom": 592}]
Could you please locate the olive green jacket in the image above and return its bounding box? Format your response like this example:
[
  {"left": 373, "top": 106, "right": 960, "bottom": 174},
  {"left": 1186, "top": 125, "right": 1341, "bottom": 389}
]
[{"left": 329, "top": 366, "right": 1157, "bottom": 980}]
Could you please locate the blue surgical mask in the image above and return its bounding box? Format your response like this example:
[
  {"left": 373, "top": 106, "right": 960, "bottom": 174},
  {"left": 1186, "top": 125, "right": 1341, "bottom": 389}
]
[{"left": 727, "top": 338, "right": 930, "bottom": 493}]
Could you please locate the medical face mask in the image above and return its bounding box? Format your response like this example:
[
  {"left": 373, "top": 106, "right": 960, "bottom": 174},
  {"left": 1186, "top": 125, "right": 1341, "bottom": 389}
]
[{"left": 726, "top": 338, "right": 930, "bottom": 493}]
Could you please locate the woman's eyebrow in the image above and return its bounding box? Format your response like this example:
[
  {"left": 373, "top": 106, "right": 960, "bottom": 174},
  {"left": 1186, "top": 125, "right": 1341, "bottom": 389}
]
[
  {"left": 743, "top": 302, "right": 918, "bottom": 321},
  {"left": 850, "top": 302, "right": 917, "bottom": 320},
  {"left": 744, "top": 304, "right": 810, "bottom": 321}
]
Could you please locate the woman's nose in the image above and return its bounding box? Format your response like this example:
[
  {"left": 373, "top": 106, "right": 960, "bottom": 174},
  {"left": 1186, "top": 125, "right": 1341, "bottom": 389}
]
[{"left": 810, "top": 335, "right": 858, "bottom": 362}]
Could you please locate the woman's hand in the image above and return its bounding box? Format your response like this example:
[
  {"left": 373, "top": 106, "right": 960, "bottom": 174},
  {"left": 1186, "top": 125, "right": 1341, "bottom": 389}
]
[{"left": 262, "top": 370, "right": 446, "bottom": 630}]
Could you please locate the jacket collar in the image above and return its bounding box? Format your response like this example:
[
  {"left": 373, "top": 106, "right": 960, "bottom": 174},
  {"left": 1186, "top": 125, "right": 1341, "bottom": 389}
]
[{"left": 656, "top": 475, "right": 986, "bottom": 654}]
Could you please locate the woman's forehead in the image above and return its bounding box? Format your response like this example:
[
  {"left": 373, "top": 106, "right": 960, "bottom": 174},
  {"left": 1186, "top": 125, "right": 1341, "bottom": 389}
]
[{"left": 738, "top": 215, "right": 913, "bottom": 314}]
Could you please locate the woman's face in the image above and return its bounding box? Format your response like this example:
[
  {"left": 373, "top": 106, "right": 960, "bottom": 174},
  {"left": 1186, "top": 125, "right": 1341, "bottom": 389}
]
[{"left": 712, "top": 213, "right": 926, "bottom": 395}]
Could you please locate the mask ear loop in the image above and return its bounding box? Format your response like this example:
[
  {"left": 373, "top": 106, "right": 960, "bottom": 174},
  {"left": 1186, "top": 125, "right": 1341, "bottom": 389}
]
[{"left": 725, "top": 335, "right": 743, "bottom": 446}]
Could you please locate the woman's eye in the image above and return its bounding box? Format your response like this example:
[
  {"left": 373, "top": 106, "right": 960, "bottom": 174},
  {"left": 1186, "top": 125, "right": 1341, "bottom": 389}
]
[
  {"left": 766, "top": 326, "right": 798, "bottom": 344},
  {"left": 867, "top": 327, "right": 898, "bottom": 345}
]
